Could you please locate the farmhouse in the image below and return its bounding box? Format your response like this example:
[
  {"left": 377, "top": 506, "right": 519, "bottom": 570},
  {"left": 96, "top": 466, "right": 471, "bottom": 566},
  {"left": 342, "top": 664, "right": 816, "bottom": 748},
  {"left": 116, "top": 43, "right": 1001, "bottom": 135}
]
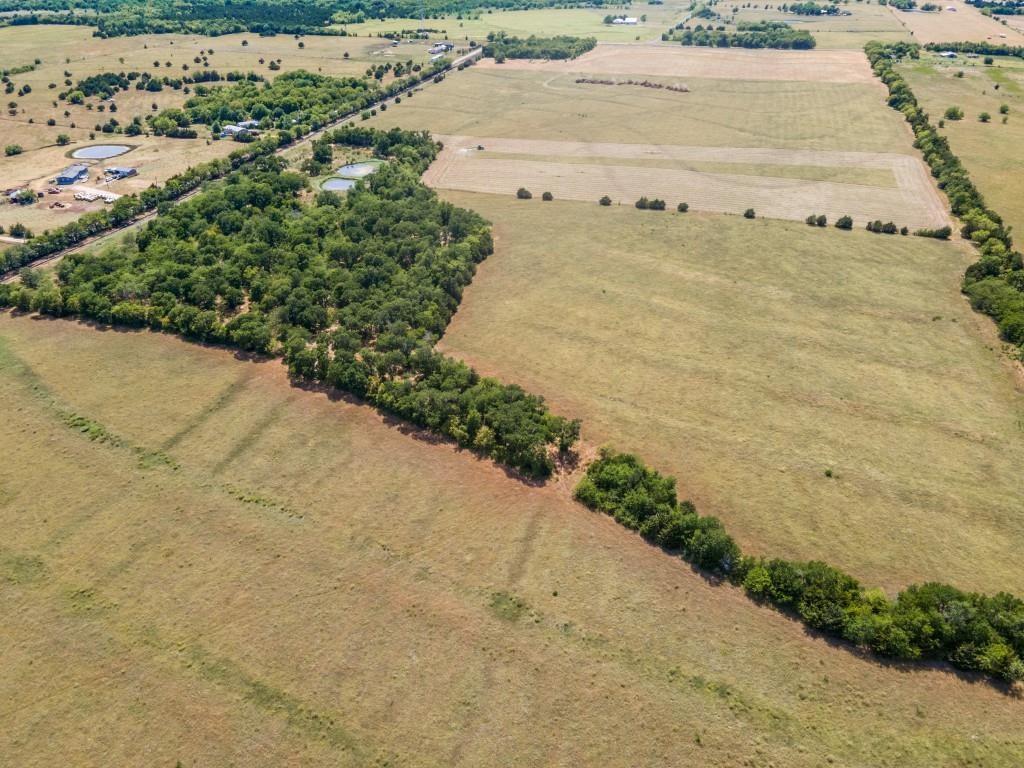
[
  {"left": 612, "top": 17, "right": 639, "bottom": 24},
  {"left": 237, "top": 119, "right": 260, "bottom": 129},
  {"left": 938, "top": 50, "right": 957, "bottom": 58},
  {"left": 220, "top": 124, "right": 247, "bottom": 137},
  {"left": 55, "top": 164, "right": 89, "bottom": 185},
  {"left": 428, "top": 42, "right": 454, "bottom": 54}
]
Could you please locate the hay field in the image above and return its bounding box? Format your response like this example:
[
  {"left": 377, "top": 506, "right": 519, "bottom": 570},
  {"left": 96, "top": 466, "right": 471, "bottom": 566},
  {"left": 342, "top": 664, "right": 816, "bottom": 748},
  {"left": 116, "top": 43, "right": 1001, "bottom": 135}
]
[
  {"left": 0, "top": 25, "right": 425, "bottom": 233},
  {"left": 899, "top": 54, "right": 1024, "bottom": 237},
  {"left": 721, "top": 2, "right": 911, "bottom": 49},
  {"left": 424, "top": 135, "right": 949, "bottom": 227},
  {"left": 478, "top": 43, "right": 878, "bottom": 84},
  {"left": 371, "top": 68, "right": 912, "bottom": 152},
  {"left": 434, "top": 192, "right": 1024, "bottom": 596},
  {"left": 890, "top": 0, "right": 1024, "bottom": 44},
  {"left": 2, "top": 313, "right": 1024, "bottom": 767}
]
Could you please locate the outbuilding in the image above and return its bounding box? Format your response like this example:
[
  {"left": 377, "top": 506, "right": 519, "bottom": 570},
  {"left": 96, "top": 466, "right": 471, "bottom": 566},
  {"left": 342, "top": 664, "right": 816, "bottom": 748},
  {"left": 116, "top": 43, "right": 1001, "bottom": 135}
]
[
  {"left": 55, "top": 164, "right": 89, "bottom": 185},
  {"left": 612, "top": 17, "right": 639, "bottom": 24},
  {"left": 105, "top": 166, "right": 137, "bottom": 180}
]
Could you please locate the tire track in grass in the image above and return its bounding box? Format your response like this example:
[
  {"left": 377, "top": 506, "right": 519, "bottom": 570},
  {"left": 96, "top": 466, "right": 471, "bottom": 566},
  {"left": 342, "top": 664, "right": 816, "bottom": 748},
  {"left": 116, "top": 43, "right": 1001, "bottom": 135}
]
[{"left": 159, "top": 369, "right": 252, "bottom": 453}]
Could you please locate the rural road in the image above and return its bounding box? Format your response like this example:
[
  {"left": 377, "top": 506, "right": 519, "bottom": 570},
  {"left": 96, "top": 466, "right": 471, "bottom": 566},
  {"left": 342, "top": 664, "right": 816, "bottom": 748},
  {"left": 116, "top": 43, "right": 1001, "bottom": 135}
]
[{"left": 2, "top": 47, "right": 483, "bottom": 283}]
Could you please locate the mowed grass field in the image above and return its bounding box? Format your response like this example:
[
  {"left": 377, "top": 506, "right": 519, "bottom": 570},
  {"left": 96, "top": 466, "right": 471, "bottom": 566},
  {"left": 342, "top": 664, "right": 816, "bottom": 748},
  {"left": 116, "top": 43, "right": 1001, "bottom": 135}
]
[
  {"left": 372, "top": 48, "right": 946, "bottom": 226},
  {"left": 0, "top": 25, "right": 427, "bottom": 233},
  {"left": 435, "top": 193, "right": 1024, "bottom": 596},
  {"left": 371, "top": 55, "right": 907, "bottom": 151},
  {"left": 899, "top": 53, "right": 1024, "bottom": 237},
  {"left": 2, "top": 313, "right": 1024, "bottom": 767}
]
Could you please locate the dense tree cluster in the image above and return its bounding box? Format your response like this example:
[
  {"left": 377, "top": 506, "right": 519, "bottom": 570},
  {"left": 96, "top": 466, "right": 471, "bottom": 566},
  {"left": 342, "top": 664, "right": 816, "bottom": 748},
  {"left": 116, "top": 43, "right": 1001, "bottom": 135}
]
[
  {"left": 70, "top": 70, "right": 261, "bottom": 100},
  {"left": 482, "top": 32, "right": 597, "bottom": 61},
  {"left": 0, "top": 127, "right": 578, "bottom": 477},
  {"left": 669, "top": 21, "right": 816, "bottom": 49},
  {"left": 965, "top": 0, "right": 1024, "bottom": 14},
  {"left": 781, "top": 1, "right": 840, "bottom": 14},
  {"left": 576, "top": 449, "right": 1024, "bottom": 683},
  {"left": 866, "top": 41, "right": 1024, "bottom": 347}
]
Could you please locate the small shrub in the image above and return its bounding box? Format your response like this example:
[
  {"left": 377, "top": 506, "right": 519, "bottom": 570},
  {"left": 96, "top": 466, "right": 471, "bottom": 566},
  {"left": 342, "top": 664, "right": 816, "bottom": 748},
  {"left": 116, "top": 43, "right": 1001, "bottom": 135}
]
[
  {"left": 835, "top": 215, "right": 853, "bottom": 230},
  {"left": 944, "top": 105, "right": 964, "bottom": 121},
  {"left": 635, "top": 196, "right": 649, "bottom": 209},
  {"left": 677, "top": 202, "right": 689, "bottom": 213},
  {"left": 542, "top": 191, "right": 553, "bottom": 201},
  {"left": 599, "top": 195, "right": 612, "bottom": 206},
  {"left": 516, "top": 187, "right": 532, "bottom": 199},
  {"left": 984, "top": 56, "right": 994, "bottom": 65},
  {"left": 1000, "top": 103, "right": 1009, "bottom": 115},
  {"left": 743, "top": 208, "right": 755, "bottom": 219},
  {"left": 979, "top": 111, "right": 991, "bottom": 123},
  {"left": 4, "top": 144, "right": 23, "bottom": 156}
]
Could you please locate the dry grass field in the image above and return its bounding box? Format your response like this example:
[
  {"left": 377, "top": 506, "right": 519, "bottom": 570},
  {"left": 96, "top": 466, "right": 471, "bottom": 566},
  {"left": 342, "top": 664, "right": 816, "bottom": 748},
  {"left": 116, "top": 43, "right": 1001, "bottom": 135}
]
[
  {"left": 370, "top": 58, "right": 912, "bottom": 153},
  {"left": 0, "top": 24, "right": 430, "bottom": 233},
  {"left": 372, "top": 44, "right": 938, "bottom": 224},
  {"left": 889, "top": 0, "right": 1024, "bottom": 44},
  {"left": 721, "top": 2, "right": 911, "bottom": 49},
  {"left": 2, "top": 313, "right": 1024, "bottom": 767},
  {"left": 435, "top": 192, "right": 1024, "bottom": 596},
  {"left": 478, "top": 43, "right": 879, "bottom": 84},
  {"left": 899, "top": 53, "right": 1024, "bottom": 238},
  {"left": 423, "top": 135, "right": 949, "bottom": 227}
]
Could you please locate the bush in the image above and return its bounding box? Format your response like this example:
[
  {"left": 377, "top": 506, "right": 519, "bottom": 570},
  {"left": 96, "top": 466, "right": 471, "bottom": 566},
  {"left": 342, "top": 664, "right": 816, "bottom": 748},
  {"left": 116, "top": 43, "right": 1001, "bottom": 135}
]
[
  {"left": 979, "top": 112, "right": 991, "bottom": 123},
  {"left": 944, "top": 105, "right": 964, "bottom": 121},
  {"left": 516, "top": 187, "right": 532, "bottom": 200},
  {"left": 1000, "top": 104, "right": 1010, "bottom": 115},
  {"left": 984, "top": 56, "right": 994, "bottom": 65},
  {"left": 743, "top": 208, "right": 755, "bottom": 219},
  {"left": 4, "top": 144, "right": 23, "bottom": 156},
  {"left": 542, "top": 191, "right": 553, "bottom": 201},
  {"left": 648, "top": 198, "right": 666, "bottom": 211},
  {"left": 635, "top": 196, "right": 649, "bottom": 209},
  {"left": 677, "top": 202, "right": 689, "bottom": 213},
  {"left": 599, "top": 195, "right": 612, "bottom": 206},
  {"left": 914, "top": 225, "right": 952, "bottom": 239},
  {"left": 835, "top": 215, "right": 853, "bottom": 230}
]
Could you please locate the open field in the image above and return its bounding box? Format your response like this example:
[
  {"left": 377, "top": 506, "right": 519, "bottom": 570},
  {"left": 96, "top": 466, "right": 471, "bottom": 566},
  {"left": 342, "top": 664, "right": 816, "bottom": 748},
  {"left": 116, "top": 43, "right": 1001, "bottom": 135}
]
[
  {"left": 336, "top": 3, "right": 686, "bottom": 43},
  {"left": 889, "top": 0, "right": 1024, "bottom": 44},
  {"left": 721, "top": 1, "right": 911, "bottom": 49},
  {"left": 424, "top": 135, "right": 949, "bottom": 227},
  {"left": 435, "top": 192, "right": 1024, "bottom": 596},
  {"left": 2, "top": 313, "right": 1024, "bottom": 766},
  {"left": 899, "top": 53, "right": 1024, "bottom": 236},
  {"left": 371, "top": 66, "right": 912, "bottom": 153},
  {"left": 0, "top": 24, "right": 431, "bottom": 233},
  {"left": 478, "top": 43, "right": 878, "bottom": 84}
]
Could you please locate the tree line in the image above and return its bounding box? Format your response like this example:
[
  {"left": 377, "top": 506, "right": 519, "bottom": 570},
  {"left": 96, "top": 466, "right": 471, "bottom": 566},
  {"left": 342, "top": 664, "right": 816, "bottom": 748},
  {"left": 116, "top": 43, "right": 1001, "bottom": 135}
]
[
  {"left": 0, "top": 127, "right": 579, "bottom": 477},
  {"left": 576, "top": 448, "right": 1024, "bottom": 683},
  {"left": 866, "top": 41, "right": 1024, "bottom": 348}
]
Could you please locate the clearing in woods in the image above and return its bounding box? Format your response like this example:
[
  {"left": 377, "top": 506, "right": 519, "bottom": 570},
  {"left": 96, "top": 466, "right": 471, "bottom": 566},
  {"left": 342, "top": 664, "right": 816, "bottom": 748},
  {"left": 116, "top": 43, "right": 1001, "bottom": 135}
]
[
  {"left": 1, "top": 314, "right": 1024, "bottom": 767},
  {"left": 718, "top": 1, "right": 912, "bottom": 49},
  {"left": 899, "top": 52, "right": 1024, "bottom": 237},
  {"left": 434, "top": 192, "right": 1024, "bottom": 596},
  {"left": 888, "top": 0, "right": 1024, "bottom": 45}
]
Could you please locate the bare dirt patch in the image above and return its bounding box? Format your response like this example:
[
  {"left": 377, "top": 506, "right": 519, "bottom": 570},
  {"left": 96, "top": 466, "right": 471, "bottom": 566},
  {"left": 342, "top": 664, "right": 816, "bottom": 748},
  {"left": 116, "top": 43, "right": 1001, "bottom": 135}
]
[
  {"left": 425, "top": 135, "right": 950, "bottom": 227},
  {"left": 477, "top": 43, "right": 878, "bottom": 84}
]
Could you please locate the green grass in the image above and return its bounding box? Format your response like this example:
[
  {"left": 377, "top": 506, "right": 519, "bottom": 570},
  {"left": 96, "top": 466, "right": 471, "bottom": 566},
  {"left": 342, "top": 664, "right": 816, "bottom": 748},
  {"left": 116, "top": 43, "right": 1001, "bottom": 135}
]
[
  {"left": 899, "top": 54, "right": 1024, "bottom": 238},
  {"left": 437, "top": 192, "right": 1024, "bottom": 596},
  {"left": 336, "top": 4, "right": 685, "bottom": 43},
  {"left": 372, "top": 68, "right": 915, "bottom": 152},
  {"left": 2, "top": 313, "right": 1023, "bottom": 766}
]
